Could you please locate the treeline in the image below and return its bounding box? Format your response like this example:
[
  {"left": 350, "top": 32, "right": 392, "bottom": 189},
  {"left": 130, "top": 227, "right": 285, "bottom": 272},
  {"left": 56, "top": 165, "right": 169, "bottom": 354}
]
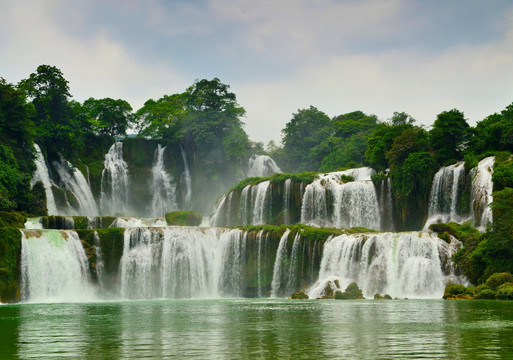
[{"left": 0, "top": 65, "right": 252, "bottom": 214}]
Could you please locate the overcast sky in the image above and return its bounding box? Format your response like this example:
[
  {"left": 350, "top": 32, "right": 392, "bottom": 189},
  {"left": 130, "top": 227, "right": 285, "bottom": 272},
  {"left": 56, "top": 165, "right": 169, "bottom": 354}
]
[{"left": 1, "top": 0, "right": 512, "bottom": 144}]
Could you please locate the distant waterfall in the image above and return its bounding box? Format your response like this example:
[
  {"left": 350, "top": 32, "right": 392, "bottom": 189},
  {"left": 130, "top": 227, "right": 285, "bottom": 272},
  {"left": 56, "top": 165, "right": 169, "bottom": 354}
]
[
  {"left": 301, "top": 168, "right": 381, "bottom": 230},
  {"left": 247, "top": 155, "right": 281, "bottom": 177},
  {"left": 424, "top": 162, "right": 467, "bottom": 229},
  {"left": 308, "top": 232, "right": 465, "bottom": 299},
  {"left": 20, "top": 229, "right": 97, "bottom": 302},
  {"left": 471, "top": 156, "right": 495, "bottom": 230},
  {"left": 180, "top": 147, "right": 192, "bottom": 209},
  {"left": 52, "top": 157, "right": 99, "bottom": 216},
  {"left": 101, "top": 142, "right": 130, "bottom": 216},
  {"left": 31, "top": 144, "right": 58, "bottom": 215},
  {"left": 150, "top": 145, "right": 177, "bottom": 217}
]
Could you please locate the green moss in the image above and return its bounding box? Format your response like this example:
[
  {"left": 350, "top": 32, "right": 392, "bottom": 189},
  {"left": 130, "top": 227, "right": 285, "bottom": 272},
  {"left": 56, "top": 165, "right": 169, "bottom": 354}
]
[
  {"left": 0, "top": 211, "right": 26, "bottom": 228},
  {"left": 335, "top": 282, "right": 364, "bottom": 300},
  {"left": 291, "top": 291, "right": 309, "bottom": 299},
  {"left": 230, "top": 172, "right": 318, "bottom": 192},
  {"left": 165, "top": 211, "right": 202, "bottom": 226},
  {"left": 0, "top": 228, "right": 22, "bottom": 302},
  {"left": 475, "top": 288, "right": 495, "bottom": 300}
]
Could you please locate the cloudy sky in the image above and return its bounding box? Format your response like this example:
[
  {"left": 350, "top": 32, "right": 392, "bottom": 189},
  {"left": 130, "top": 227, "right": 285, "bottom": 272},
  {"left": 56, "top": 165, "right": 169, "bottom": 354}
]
[{"left": 1, "top": 0, "right": 513, "bottom": 144}]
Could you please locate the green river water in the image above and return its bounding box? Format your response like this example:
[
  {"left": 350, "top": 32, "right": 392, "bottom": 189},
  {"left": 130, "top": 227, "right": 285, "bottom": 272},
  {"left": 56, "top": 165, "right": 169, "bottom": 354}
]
[{"left": 1, "top": 299, "right": 513, "bottom": 359}]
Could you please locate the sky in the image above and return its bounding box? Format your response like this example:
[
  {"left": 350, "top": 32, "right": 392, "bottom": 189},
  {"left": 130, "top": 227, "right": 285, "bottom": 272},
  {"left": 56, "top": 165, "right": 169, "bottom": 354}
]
[{"left": 1, "top": 0, "right": 513, "bottom": 144}]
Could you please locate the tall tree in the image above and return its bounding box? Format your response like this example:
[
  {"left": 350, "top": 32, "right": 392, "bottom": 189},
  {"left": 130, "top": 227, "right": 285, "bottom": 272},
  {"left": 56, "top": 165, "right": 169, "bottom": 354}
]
[
  {"left": 281, "top": 106, "right": 333, "bottom": 172},
  {"left": 83, "top": 97, "right": 133, "bottom": 137},
  {"left": 430, "top": 109, "right": 469, "bottom": 165}
]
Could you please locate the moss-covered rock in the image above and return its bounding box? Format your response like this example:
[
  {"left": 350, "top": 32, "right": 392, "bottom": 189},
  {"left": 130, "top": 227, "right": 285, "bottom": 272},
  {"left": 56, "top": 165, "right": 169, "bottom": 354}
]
[
  {"left": 165, "top": 211, "right": 202, "bottom": 226},
  {"left": 374, "top": 293, "right": 392, "bottom": 300},
  {"left": 335, "top": 282, "right": 364, "bottom": 300},
  {"left": 0, "top": 211, "right": 26, "bottom": 228},
  {"left": 443, "top": 283, "right": 474, "bottom": 300},
  {"left": 291, "top": 291, "right": 309, "bottom": 299},
  {"left": 0, "top": 228, "right": 22, "bottom": 302}
]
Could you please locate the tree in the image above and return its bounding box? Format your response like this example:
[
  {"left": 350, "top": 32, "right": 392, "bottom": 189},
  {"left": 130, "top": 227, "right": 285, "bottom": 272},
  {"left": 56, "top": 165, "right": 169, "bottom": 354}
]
[
  {"left": 386, "top": 127, "right": 430, "bottom": 171},
  {"left": 18, "top": 65, "right": 75, "bottom": 155},
  {"left": 469, "top": 102, "right": 513, "bottom": 154},
  {"left": 430, "top": 109, "right": 469, "bottom": 165},
  {"left": 135, "top": 94, "right": 186, "bottom": 140},
  {"left": 83, "top": 97, "right": 133, "bottom": 137},
  {"left": 281, "top": 106, "right": 333, "bottom": 172}
]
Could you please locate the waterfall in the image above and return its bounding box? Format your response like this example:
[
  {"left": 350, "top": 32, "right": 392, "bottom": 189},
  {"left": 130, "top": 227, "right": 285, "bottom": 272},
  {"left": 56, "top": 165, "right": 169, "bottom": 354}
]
[
  {"left": 101, "top": 142, "right": 130, "bottom": 216},
  {"left": 283, "top": 179, "right": 292, "bottom": 224},
  {"left": 251, "top": 181, "right": 271, "bottom": 224},
  {"left": 247, "top": 155, "right": 281, "bottom": 177},
  {"left": 216, "top": 229, "right": 247, "bottom": 297},
  {"left": 239, "top": 185, "right": 251, "bottom": 226},
  {"left": 308, "top": 232, "right": 465, "bottom": 299},
  {"left": 180, "top": 147, "right": 192, "bottom": 209},
  {"left": 31, "top": 144, "right": 58, "bottom": 215},
  {"left": 20, "top": 229, "right": 97, "bottom": 302},
  {"left": 301, "top": 168, "right": 381, "bottom": 230},
  {"left": 52, "top": 157, "right": 99, "bottom": 216},
  {"left": 119, "top": 227, "right": 221, "bottom": 299},
  {"left": 150, "top": 145, "right": 177, "bottom": 217},
  {"left": 270, "top": 229, "right": 291, "bottom": 297},
  {"left": 471, "top": 156, "right": 495, "bottom": 230},
  {"left": 424, "top": 162, "right": 467, "bottom": 229},
  {"left": 209, "top": 196, "right": 227, "bottom": 227},
  {"left": 93, "top": 231, "right": 104, "bottom": 289}
]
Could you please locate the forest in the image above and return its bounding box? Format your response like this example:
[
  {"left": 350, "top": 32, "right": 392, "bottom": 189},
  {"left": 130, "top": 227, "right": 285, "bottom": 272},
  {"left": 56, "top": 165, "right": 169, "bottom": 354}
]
[{"left": 1, "top": 64, "right": 513, "bottom": 289}]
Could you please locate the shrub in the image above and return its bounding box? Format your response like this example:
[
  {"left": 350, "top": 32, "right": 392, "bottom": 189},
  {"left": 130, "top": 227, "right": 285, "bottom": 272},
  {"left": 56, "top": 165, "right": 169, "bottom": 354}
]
[
  {"left": 485, "top": 272, "right": 513, "bottom": 291},
  {"left": 496, "top": 283, "right": 513, "bottom": 300},
  {"left": 291, "top": 291, "right": 309, "bottom": 299},
  {"left": 443, "top": 283, "right": 473, "bottom": 300},
  {"left": 165, "top": 211, "right": 202, "bottom": 226},
  {"left": 335, "top": 282, "right": 364, "bottom": 300},
  {"left": 474, "top": 288, "right": 496, "bottom": 300}
]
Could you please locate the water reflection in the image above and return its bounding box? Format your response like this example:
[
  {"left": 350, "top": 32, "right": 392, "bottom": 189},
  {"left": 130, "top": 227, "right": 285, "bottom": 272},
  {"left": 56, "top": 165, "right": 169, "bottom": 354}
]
[{"left": 1, "top": 300, "right": 513, "bottom": 359}]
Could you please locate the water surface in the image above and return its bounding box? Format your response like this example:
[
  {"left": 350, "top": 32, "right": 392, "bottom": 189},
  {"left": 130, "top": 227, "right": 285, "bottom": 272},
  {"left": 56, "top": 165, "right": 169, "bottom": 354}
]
[{"left": 1, "top": 299, "right": 513, "bottom": 359}]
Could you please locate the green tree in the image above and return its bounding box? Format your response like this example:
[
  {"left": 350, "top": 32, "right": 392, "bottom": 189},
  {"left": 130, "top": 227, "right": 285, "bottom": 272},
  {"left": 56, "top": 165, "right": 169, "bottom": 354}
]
[
  {"left": 83, "top": 97, "right": 133, "bottom": 137},
  {"left": 386, "top": 127, "right": 430, "bottom": 171},
  {"left": 135, "top": 93, "right": 186, "bottom": 140},
  {"left": 469, "top": 102, "right": 513, "bottom": 154},
  {"left": 18, "top": 65, "right": 76, "bottom": 155},
  {"left": 430, "top": 109, "right": 469, "bottom": 165},
  {"left": 281, "top": 106, "right": 333, "bottom": 172}
]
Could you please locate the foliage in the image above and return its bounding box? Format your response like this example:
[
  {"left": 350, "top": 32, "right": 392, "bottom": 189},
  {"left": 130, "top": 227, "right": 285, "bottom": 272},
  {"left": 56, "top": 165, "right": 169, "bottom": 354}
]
[
  {"left": 474, "top": 288, "right": 495, "bottom": 300},
  {"left": 135, "top": 94, "right": 186, "bottom": 139},
  {"left": 492, "top": 154, "right": 513, "bottom": 191},
  {"left": 83, "top": 97, "right": 133, "bottom": 137},
  {"left": 496, "top": 283, "right": 513, "bottom": 300},
  {"left": 485, "top": 272, "right": 513, "bottom": 291},
  {"left": 430, "top": 109, "right": 470, "bottom": 165},
  {"left": 443, "top": 283, "right": 474, "bottom": 300},
  {"left": 281, "top": 106, "right": 333, "bottom": 172},
  {"left": 165, "top": 211, "right": 203, "bottom": 226},
  {"left": 0, "top": 211, "right": 26, "bottom": 228},
  {"left": 0, "top": 228, "right": 22, "bottom": 302},
  {"left": 469, "top": 102, "right": 513, "bottom": 154}
]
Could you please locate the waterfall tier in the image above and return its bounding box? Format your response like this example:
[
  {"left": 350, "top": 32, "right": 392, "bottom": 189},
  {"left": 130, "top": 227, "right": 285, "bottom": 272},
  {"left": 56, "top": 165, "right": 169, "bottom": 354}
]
[
  {"left": 247, "top": 155, "right": 282, "bottom": 177},
  {"left": 16, "top": 226, "right": 464, "bottom": 302}
]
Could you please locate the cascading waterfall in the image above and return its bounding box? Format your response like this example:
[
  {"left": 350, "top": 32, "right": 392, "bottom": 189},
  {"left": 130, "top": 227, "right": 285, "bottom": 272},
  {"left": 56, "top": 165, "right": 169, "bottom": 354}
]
[
  {"left": 247, "top": 155, "right": 281, "bottom": 177},
  {"left": 120, "top": 227, "right": 221, "bottom": 299},
  {"left": 180, "top": 146, "right": 192, "bottom": 209},
  {"left": 150, "top": 145, "right": 177, "bottom": 217},
  {"left": 239, "top": 185, "right": 251, "bottom": 226},
  {"left": 308, "top": 232, "right": 465, "bottom": 299},
  {"left": 31, "top": 144, "right": 58, "bottom": 215},
  {"left": 251, "top": 181, "right": 271, "bottom": 225},
  {"left": 93, "top": 231, "right": 104, "bottom": 289},
  {"left": 471, "top": 156, "right": 495, "bottom": 230},
  {"left": 101, "top": 142, "right": 130, "bottom": 216},
  {"left": 271, "top": 229, "right": 291, "bottom": 298},
  {"left": 424, "top": 162, "right": 467, "bottom": 229},
  {"left": 20, "top": 229, "right": 97, "bottom": 302},
  {"left": 216, "top": 229, "right": 248, "bottom": 297},
  {"left": 52, "top": 157, "right": 99, "bottom": 216},
  {"left": 301, "top": 168, "right": 381, "bottom": 230}
]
